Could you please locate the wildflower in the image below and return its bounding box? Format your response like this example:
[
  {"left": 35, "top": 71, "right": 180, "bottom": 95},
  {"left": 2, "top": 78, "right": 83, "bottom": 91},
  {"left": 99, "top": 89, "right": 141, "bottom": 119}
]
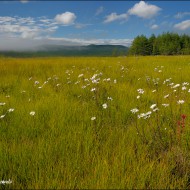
[
  {"left": 181, "top": 114, "right": 187, "bottom": 120},
  {"left": 75, "top": 81, "right": 80, "bottom": 85},
  {"left": 91, "top": 74, "right": 98, "bottom": 80},
  {"left": 91, "top": 117, "right": 96, "bottom": 121},
  {"left": 131, "top": 108, "right": 139, "bottom": 114},
  {"left": 107, "top": 97, "right": 113, "bottom": 101},
  {"left": 153, "top": 108, "right": 159, "bottom": 112},
  {"left": 152, "top": 90, "right": 156, "bottom": 93},
  {"left": 150, "top": 104, "right": 157, "bottom": 109},
  {"left": 158, "top": 70, "right": 162, "bottom": 73},
  {"left": 114, "top": 79, "right": 117, "bottom": 83},
  {"left": 166, "top": 78, "right": 172, "bottom": 82},
  {"left": 30, "top": 111, "right": 35, "bottom": 116},
  {"left": 172, "top": 84, "right": 180, "bottom": 88},
  {"left": 146, "top": 111, "right": 152, "bottom": 115},
  {"left": 78, "top": 74, "right": 84, "bottom": 78},
  {"left": 146, "top": 76, "right": 151, "bottom": 81},
  {"left": 34, "top": 81, "right": 39, "bottom": 85},
  {"left": 91, "top": 88, "right": 96, "bottom": 92},
  {"left": 8, "top": 108, "right": 14, "bottom": 112},
  {"left": 182, "top": 86, "right": 187, "bottom": 90},
  {"left": 0, "top": 102, "right": 6, "bottom": 106},
  {"left": 54, "top": 76, "right": 59, "bottom": 80},
  {"left": 177, "top": 100, "right": 185, "bottom": 104},
  {"left": 137, "top": 89, "right": 144, "bottom": 94},
  {"left": 138, "top": 113, "right": 146, "bottom": 119},
  {"left": 164, "top": 94, "right": 169, "bottom": 98},
  {"left": 162, "top": 104, "right": 169, "bottom": 107},
  {"left": 84, "top": 79, "right": 89, "bottom": 82},
  {"left": 182, "top": 82, "right": 189, "bottom": 86},
  {"left": 137, "top": 95, "right": 140, "bottom": 99},
  {"left": 138, "top": 111, "right": 152, "bottom": 119},
  {"left": 102, "top": 103, "right": 108, "bottom": 109},
  {"left": 0, "top": 114, "right": 5, "bottom": 119},
  {"left": 92, "top": 79, "right": 99, "bottom": 84},
  {"left": 181, "top": 114, "right": 187, "bottom": 130}
]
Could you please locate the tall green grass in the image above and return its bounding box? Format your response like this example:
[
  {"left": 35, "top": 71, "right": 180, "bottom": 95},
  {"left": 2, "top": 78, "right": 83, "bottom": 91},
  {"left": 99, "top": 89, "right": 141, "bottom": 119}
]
[{"left": 0, "top": 56, "right": 190, "bottom": 189}]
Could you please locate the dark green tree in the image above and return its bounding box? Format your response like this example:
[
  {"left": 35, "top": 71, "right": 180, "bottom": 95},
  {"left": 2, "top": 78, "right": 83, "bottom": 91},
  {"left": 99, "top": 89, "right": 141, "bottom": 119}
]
[
  {"left": 129, "top": 32, "right": 190, "bottom": 56},
  {"left": 148, "top": 34, "right": 156, "bottom": 55},
  {"left": 129, "top": 35, "right": 150, "bottom": 55}
]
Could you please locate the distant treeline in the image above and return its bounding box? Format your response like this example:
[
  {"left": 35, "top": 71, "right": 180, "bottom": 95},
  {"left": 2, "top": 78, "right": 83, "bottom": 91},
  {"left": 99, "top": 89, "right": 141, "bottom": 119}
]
[
  {"left": 0, "top": 45, "right": 128, "bottom": 58},
  {"left": 128, "top": 32, "right": 190, "bottom": 55}
]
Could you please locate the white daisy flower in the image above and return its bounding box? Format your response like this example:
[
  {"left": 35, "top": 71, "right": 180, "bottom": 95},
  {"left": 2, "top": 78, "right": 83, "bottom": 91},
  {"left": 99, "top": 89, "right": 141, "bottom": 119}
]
[
  {"left": 8, "top": 108, "right": 14, "bottom": 112},
  {"left": 30, "top": 111, "right": 35, "bottom": 116},
  {"left": 102, "top": 103, "right": 108, "bottom": 109},
  {"left": 131, "top": 108, "right": 139, "bottom": 114},
  {"left": 177, "top": 100, "right": 185, "bottom": 104},
  {"left": 91, "top": 117, "right": 96, "bottom": 121}
]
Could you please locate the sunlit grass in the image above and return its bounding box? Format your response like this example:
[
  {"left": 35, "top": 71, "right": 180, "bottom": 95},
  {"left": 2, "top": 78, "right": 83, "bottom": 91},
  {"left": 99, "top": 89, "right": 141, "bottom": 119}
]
[{"left": 1, "top": 56, "right": 190, "bottom": 189}]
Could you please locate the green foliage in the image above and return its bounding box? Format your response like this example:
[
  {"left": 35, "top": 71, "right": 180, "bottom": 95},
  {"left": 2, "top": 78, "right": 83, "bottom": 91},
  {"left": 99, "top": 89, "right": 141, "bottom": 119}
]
[
  {"left": 129, "top": 35, "right": 150, "bottom": 55},
  {"left": 129, "top": 32, "right": 190, "bottom": 56}
]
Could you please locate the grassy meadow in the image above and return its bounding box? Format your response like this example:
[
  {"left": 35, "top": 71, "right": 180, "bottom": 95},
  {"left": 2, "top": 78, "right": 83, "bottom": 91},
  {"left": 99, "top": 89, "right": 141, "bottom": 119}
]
[{"left": 1, "top": 56, "right": 190, "bottom": 189}]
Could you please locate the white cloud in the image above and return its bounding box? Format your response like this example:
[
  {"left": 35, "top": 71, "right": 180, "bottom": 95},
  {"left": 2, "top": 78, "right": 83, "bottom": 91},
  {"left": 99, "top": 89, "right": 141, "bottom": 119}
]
[
  {"left": 0, "top": 16, "right": 58, "bottom": 40},
  {"left": 48, "top": 37, "right": 133, "bottom": 47},
  {"left": 128, "top": 1, "right": 161, "bottom": 19},
  {"left": 95, "top": 6, "right": 104, "bottom": 16},
  {"left": 0, "top": 35, "right": 133, "bottom": 51},
  {"left": 174, "top": 20, "right": 190, "bottom": 30},
  {"left": 75, "top": 23, "right": 92, "bottom": 29},
  {"left": 20, "top": 0, "right": 29, "bottom": 3},
  {"left": 54, "top": 12, "right": 76, "bottom": 25},
  {"left": 104, "top": 13, "right": 128, "bottom": 23},
  {"left": 0, "top": 36, "right": 43, "bottom": 51},
  {"left": 21, "top": 31, "right": 39, "bottom": 39},
  {"left": 0, "top": 16, "right": 16, "bottom": 23},
  {"left": 151, "top": 24, "right": 158, "bottom": 29},
  {"left": 174, "top": 12, "right": 190, "bottom": 19}
]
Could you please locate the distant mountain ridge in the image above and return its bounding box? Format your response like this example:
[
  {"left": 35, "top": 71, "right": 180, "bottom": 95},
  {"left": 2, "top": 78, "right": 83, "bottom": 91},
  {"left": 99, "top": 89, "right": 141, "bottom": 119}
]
[{"left": 0, "top": 44, "right": 129, "bottom": 57}]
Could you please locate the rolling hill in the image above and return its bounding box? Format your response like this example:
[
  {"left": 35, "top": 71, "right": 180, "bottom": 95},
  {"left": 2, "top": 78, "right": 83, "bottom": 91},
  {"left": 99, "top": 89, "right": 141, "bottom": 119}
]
[{"left": 0, "top": 44, "right": 129, "bottom": 57}]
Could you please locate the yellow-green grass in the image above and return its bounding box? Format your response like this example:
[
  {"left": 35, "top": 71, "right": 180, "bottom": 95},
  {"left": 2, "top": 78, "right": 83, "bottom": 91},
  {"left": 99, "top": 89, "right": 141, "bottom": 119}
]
[{"left": 1, "top": 56, "right": 190, "bottom": 189}]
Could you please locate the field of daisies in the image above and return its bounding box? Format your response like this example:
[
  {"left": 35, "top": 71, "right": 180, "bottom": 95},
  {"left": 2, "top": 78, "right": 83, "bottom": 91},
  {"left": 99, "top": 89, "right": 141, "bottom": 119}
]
[{"left": 1, "top": 56, "right": 190, "bottom": 189}]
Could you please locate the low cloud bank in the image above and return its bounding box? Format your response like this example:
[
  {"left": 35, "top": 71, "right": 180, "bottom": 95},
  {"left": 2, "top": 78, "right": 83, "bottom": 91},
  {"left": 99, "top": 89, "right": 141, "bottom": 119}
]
[{"left": 0, "top": 36, "right": 133, "bottom": 51}]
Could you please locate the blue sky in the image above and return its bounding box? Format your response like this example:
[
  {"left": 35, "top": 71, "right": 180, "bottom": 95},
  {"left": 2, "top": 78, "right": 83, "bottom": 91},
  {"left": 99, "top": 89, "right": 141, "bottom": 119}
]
[{"left": 0, "top": 1, "right": 190, "bottom": 50}]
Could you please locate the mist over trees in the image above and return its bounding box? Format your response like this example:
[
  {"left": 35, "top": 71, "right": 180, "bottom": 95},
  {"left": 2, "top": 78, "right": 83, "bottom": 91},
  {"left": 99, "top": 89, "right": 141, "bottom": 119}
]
[{"left": 128, "top": 32, "right": 190, "bottom": 55}]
